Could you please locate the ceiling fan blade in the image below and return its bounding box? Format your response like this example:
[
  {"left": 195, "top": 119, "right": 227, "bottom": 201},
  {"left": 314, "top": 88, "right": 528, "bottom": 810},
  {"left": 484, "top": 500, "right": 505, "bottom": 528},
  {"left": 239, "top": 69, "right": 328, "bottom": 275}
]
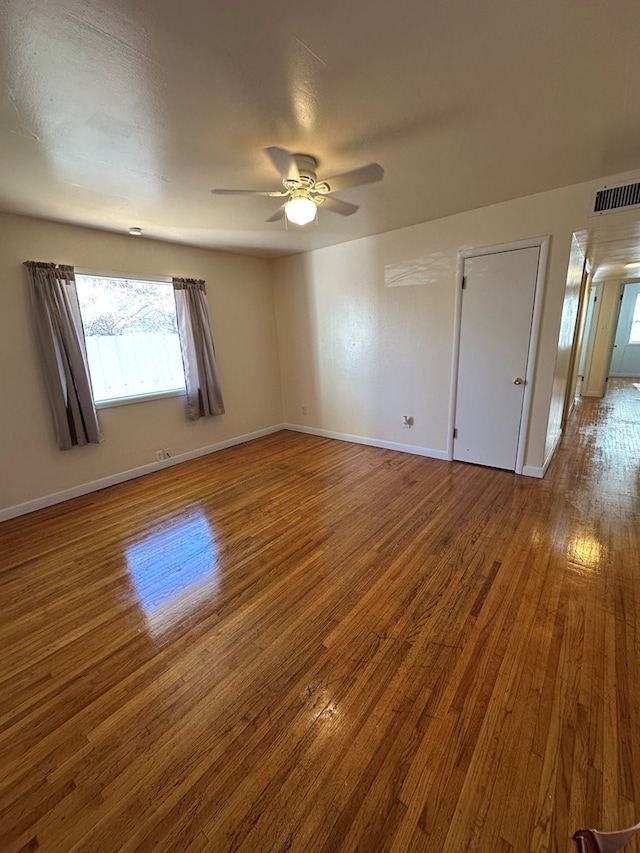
[
  {"left": 265, "top": 147, "right": 300, "bottom": 183},
  {"left": 320, "top": 196, "right": 359, "bottom": 217},
  {"left": 266, "top": 205, "right": 286, "bottom": 222},
  {"left": 211, "top": 188, "right": 287, "bottom": 196},
  {"left": 322, "top": 163, "right": 384, "bottom": 193}
]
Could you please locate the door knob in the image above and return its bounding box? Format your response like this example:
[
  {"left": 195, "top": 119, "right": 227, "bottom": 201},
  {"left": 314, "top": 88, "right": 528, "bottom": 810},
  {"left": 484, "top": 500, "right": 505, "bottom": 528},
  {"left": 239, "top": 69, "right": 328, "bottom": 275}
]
[{"left": 513, "top": 377, "right": 524, "bottom": 385}]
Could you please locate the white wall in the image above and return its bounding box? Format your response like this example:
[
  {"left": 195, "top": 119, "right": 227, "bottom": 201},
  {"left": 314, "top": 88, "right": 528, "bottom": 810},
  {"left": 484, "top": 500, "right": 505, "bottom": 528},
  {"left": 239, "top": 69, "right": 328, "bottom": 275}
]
[
  {"left": 273, "top": 171, "right": 640, "bottom": 475},
  {"left": 0, "top": 212, "right": 282, "bottom": 515},
  {"left": 545, "top": 234, "right": 585, "bottom": 464}
]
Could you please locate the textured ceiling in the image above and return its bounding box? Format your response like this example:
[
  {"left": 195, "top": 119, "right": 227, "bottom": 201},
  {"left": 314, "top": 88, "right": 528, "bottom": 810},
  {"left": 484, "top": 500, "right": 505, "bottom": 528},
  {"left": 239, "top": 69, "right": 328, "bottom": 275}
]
[{"left": 2, "top": 0, "right": 640, "bottom": 258}]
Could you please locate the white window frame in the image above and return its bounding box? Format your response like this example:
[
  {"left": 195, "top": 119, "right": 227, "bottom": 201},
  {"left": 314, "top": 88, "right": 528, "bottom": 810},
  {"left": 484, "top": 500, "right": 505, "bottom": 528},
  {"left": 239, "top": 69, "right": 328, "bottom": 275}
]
[{"left": 75, "top": 269, "right": 186, "bottom": 409}]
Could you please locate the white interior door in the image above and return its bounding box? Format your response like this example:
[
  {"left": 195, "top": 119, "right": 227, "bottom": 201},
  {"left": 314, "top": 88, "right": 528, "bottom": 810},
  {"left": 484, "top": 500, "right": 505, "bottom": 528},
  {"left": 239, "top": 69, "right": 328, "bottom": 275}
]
[
  {"left": 454, "top": 246, "right": 540, "bottom": 470},
  {"left": 610, "top": 283, "right": 640, "bottom": 376}
]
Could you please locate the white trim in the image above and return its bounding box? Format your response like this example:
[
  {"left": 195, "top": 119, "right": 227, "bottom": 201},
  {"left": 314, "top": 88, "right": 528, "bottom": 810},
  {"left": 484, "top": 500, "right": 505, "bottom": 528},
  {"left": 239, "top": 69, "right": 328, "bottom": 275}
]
[
  {"left": 540, "top": 429, "right": 562, "bottom": 477},
  {"left": 521, "top": 465, "right": 544, "bottom": 478},
  {"left": 0, "top": 425, "right": 284, "bottom": 522},
  {"left": 447, "top": 253, "right": 466, "bottom": 461},
  {"left": 283, "top": 424, "right": 449, "bottom": 460},
  {"left": 96, "top": 389, "right": 186, "bottom": 410},
  {"left": 448, "top": 235, "right": 550, "bottom": 475},
  {"left": 75, "top": 269, "right": 173, "bottom": 284}
]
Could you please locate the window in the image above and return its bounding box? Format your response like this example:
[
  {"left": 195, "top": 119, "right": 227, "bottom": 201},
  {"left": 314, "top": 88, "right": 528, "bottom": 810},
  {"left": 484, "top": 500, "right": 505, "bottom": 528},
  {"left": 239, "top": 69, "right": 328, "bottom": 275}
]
[
  {"left": 630, "top": 293, "right": 640, "bottom": 344},
  {"left": 75, "top": 274, "right": 186, "bottom": 405}
]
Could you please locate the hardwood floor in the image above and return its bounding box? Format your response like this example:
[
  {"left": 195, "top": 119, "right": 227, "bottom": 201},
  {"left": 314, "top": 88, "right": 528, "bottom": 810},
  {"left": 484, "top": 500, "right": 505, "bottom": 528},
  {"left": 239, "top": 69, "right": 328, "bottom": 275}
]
[{"left": 1, "top": 380, "right": 639, "bottom": 852}]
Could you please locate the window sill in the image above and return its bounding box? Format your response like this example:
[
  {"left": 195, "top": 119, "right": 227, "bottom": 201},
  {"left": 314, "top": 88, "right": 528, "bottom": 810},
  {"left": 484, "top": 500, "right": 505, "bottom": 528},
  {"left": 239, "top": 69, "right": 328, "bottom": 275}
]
[{"left": 96, "top": 389, "right": 186, "bottom": 410}]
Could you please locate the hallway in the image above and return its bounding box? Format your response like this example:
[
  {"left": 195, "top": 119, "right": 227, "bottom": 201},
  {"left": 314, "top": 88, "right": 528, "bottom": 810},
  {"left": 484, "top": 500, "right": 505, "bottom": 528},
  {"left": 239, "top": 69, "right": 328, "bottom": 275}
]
[{"left": 539, "top": 377, "right": 640, "bottom": 847}]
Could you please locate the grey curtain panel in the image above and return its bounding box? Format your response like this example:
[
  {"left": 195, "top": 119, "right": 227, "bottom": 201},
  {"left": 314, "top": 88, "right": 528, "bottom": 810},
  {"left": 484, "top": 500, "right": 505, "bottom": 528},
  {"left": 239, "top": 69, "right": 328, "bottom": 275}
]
[
  {"left": 173, "top": 278, "right": 225, "bottom": 421},
  {"left": 24, "top": 261, "right": 102, "bottom": 450}
]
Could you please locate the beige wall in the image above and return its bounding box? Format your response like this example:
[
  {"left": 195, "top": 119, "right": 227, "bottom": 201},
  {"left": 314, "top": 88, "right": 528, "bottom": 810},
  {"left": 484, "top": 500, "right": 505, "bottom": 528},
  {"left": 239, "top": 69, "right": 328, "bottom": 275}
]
[
  {"left": 273, "top": 170, "right": 640, "bottom": 475},
  {"left": 5, "top": 170, "right": 640, "bottom": 516},
  {"left": 0, "top": 212, "right": 282, "bottom": 514}
]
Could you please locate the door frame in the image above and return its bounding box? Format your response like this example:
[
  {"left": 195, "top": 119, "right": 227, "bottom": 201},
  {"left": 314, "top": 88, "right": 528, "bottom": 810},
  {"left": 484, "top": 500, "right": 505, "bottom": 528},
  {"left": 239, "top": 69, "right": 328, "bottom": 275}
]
[
  {"left": 581, "top": 280, "right": 624, "bottom": 396},
  {"left": 609, "top": 279, "right": 640, "bottom": 377},
  {"left": 447, "top": 236, "right": 550, "bottom": 474},
  {"left": 561, "top": 259, "right": 589, "bottom": 431}
]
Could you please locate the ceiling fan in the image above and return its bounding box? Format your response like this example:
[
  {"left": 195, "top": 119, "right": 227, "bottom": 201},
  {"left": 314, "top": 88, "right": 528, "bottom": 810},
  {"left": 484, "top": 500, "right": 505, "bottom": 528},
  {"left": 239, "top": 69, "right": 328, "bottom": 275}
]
[{"left": 211, "top": 147, "right": 384, "bottom": 226}]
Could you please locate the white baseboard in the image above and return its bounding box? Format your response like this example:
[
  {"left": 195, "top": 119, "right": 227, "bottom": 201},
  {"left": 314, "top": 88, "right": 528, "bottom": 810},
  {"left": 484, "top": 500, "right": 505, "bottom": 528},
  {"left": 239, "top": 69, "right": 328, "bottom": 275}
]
[
  {"left": 521, "top": 464, "right": 544, "bottom": 478},
  {"left": 3, "top": 421, "right": 545, "bottom": 522},
  {"left": 521, "top": 432, "right": 560, "bottom": 479},
  {"left": 282, "top": 423, "right": 449, "bottom": 460},
  {"left": 0, "top": 424, "right": 284, "bottom": 522}
]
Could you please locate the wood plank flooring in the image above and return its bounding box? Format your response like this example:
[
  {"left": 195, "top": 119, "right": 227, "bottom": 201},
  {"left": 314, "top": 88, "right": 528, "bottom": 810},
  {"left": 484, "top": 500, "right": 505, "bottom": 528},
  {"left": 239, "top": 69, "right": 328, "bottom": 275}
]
[{"left": 1, "top": 380, "right": 639, "bottom": 852}]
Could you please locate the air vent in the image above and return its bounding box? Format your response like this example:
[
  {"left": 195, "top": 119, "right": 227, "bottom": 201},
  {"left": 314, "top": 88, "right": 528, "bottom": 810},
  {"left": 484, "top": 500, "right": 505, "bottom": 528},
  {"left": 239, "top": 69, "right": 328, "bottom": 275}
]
[{"left": 591, "top": 180, "right": 640, "bottom": 216}]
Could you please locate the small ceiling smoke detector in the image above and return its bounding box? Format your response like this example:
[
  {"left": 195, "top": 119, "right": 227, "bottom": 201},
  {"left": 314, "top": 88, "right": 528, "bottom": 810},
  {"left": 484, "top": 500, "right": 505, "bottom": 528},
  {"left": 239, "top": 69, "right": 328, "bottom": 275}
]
[{"left": 129, "top": 226, "right": 143, "bottom": 236}]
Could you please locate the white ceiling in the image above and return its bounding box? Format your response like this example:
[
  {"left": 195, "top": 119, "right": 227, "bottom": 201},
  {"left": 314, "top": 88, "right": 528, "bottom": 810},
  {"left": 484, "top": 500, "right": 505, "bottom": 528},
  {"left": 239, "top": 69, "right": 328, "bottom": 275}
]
[
  {"left": 2, "top": 0, "right": 640, "bottom": 258},
  {"left": 575, "top": 220, "right": 640, "bottom": 282}
]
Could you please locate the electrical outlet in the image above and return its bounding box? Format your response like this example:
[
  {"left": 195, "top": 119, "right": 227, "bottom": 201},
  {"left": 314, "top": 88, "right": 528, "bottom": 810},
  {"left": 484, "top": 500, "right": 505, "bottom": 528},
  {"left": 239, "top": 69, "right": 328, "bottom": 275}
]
[
  {"left": 155, "top": 450, "right": 164, "bottom": 462},
  {"left": 164, "top": 448, "right": 171, "bottom": 459},
  {"left": 402, "top": 415, "right": 413, "bottom": 429},
  {"left": 302, "top": 405, "right": 308, "bottom": 415}
]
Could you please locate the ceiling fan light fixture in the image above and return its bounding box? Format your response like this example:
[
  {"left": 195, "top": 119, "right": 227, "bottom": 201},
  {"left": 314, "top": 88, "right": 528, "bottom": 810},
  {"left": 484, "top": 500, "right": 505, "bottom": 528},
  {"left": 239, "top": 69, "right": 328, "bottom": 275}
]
[
  {"left": 213, "top": 147, "right": 384, "bottom": 225},
  {"left": 285, "top": 193, "right": 317, "bottom": 226}
]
